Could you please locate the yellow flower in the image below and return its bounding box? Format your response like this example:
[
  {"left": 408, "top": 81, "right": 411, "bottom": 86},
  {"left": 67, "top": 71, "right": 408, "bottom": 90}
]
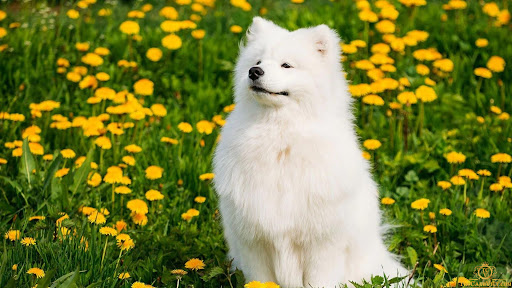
[
  {"left": 458, "top": 169, "right": 479, "bottom": 180},
  {"left": 127, "top": 199, "right": 149, "bottom": 214},
  {"left": 437, "top": 181, "right": 452, "bottom": 190},
  {"left": 341, "top": 44, "right": 357, "bottom": 54},
  {"left": 88, "top": 172, "right": 102, "bottom": 187},
  {"left": 362, "top": 94, "right": 384, "bottom": 106},
  {"left": 162, "top": 34, "right": 183, "bottom": 50},
  {"left": 195, "top": 196, "right": 206, "bottom": 203},
  {"left": 358, "top": 9, "right": 378, "bottom": 22},
  {"left": 171, "top": 269, "right": 188, "bottom": 275},
  {"left": 60, "top": 149, "right": 76, "bottom": 159},
  {"left": 55, "top": 168, "right": 70, "bottom": 178},
  {"left": 125, "top": 144, "right": 142, "bottom": 153},
  {"left": 433, "top": 58, "right": 454, "bottom": 72},
  {"left": 160, "top": 6, "right": 178, "bottom": 19},
  {"left": 99, "top": 227, "right": 118, "bottom": 236},
  {"left": 489, "top": 183, "right": 503, "bottom": 192},
  {"left": 411, "top": 198, "right": 430, "bottom": 210},
  {"left": 381, "top": 197, "right": 395, "bottom": 205},
  {"left": 245, "top": 281, "right": 266, "bottom": 288},
  {"left": 79, "top": 75, "right": 98, "bottom": 89},
  {"left": 21, "top": 237, "right": 36, "bottom": 246},
  {"left": 145, "top": 165, "right": 164, "bottom": 180},
  {"left": 27, "top": 267, "right": 45, "bottom": 278},
  {"left": 450, "top": 176, "right": 466, "bottom": 186},
  {"left": 95, "top": 136, "right": 112, "bottom": 149},
  {"left": 491, "top": 153, "right": 511, "bottom": 163},
  {"left": 199, "top": 173, "right": 215, "bottom": 181},
  {"left": 88, "top": 211, "right": 107, "bottom": 224},
  {"left": 474, "top": 67, "right": 492, "bottom": 78},
  {"left": 230, "top": 25, "right": 243, "bottom": 33},
  {"left": 477, "top": 169, "right": 491, "bottom": 177},
  {"left": 67, "top": 9, "right": 79, "bottom": 19},
  {"left": 375, "top": 20, "right": 395, "bottom": 33},
  {"left": 81, "top": 53, "right": 103, "bottom": 67},
  {"left": 397, "top": 91, "right": 417, "bottom": 105},
  {"left": 185, "top": 258, "right": 205, "bottom": 270},
  {"left": 96, "top": 72, "right": 110, "bottom": 81},
  {"left": 133, "top": 79, "right": 154, "bottom": 96},
  {"left": 132, "top": 282, "right": 148, "bottom": 288},
  {"left": 5, "top": 230, "right": 21, "bottom": 241},
  {"left": 196, "top": 120, "right": 215, "bottom": 134},
  {"left": 363, "top": 139, "right": 382, "bottom": 150},
  {"left": 115, "top": 186, "right": 132, "bottom": 195},
  {"left": 362, "top": 151, "right": 371, "bottom": 160},
  {"left": 145, "top": 189, "right": 164, "bottom": 201},
  {"left": 483, "top": 2, "right": 500, "bottom": 16},
  {"left": 120, "top": 20, "right": 140, "bottom": 35},
  {"left": 146, "top": 48, "right": 163, "bottom": 62},
  {"left": 444, "top": 151, "right": 466, "bottom": 164},
  {"left": 12, "top": 264, "right": 17, "bottom": 271},
  {"left": 486, "top": 56, "right": 505, "bottom": 73},
  {"left": 349, "top": 84, "right": 372, "bottom": 97},
  {"left": 191, "top": 29, "right": 206, "bottom": 39},
  {"left": 119, "top": 272, "right": 131, "bottom": 279},
  {"left": 475, "top": 38, "right": 488, "bottom": 48},
  {"left": 475, "top": 208, "right": 490, "bottom": 219},
  {"left": 178, "top": 122, "right": 193, "bottom": 133},
  {"left": 439, "top": 208, "right": 452, "bottom": 216},
  {"left": 423, "top": 225, "right": 437, "bottom": 233},
  {"left": 132, "top": 212, "right": 148, "bottom": 226}
]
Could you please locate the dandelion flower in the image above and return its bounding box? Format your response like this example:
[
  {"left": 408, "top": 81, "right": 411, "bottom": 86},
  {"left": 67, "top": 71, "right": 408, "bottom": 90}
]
[
  {"left": 55, "top": 168, "right": 70, "bottom": 178},
  {"left": 119, "top": 272, "right": 130, "bottom": 279},
  {"left": 27, "top": 267, "right": 45, "bottom": 278},
  {"left": 411, "top": 198, "right": 430, "bottom": 210},
  {"left": 145, "top": 165, "right": 163, "bottom": 180},
  {"left": 491, "top": 153, "right": 511, "bottom": 163},
  {"left": 381, "top": 197, "right": 395, "bottom": 205},
  {"left": 437, "top": 181, "right": 452, "bottom": 190},
  {"left": 21, "top": 237, "right": 36, "bottom": 246},
  {"left": 146, "top": 48, "right": 163, "bottom": 62},
  {"left": 474, "top": 208, "right": 490, "bottom": 219},
  {"left": 474, "top": 67, "right": 492, "bottom": 78},
  {"left": 439, "top": 208, "right": 452, "bottom": 216},
  {"left": 99, "top": 227, "right": 118, "bottom": 236},
  {"left": 230, "top": 25, "right": 243, "bottom": 33},
  {"left": 127, "top": 199, "right": 148, "bottom": 214},
  {"left": 185, "top": 258, "right": 205, "bottom": 270},
  {"left": 146, "top": 189, "right": 164, "bottom": 201},
  {"left": 363, "top": 139, "right": 381, "bottom": 150},
  {"left": 199, "top": 173, "right": 215, "bottom": 181},
  {"left": 178, "top": 122, "right": 193, "bottom": 133},
  {"left": 195, "top": 196, "right": 206, "bottom": 203},
  {"left": 88, "top": 211, "right": 107, "bottom": 225},
  {"left": 162, "top": 34, "right": 183, "bottom": 50},
  {"left": 444, "top": 151, "right": 466, "bottom": 164},
  {"left": 133, "top": 79, "right": 154, "bottom": 96},
  {"left": 4, "top": 230, "right": 21, "bottom": 241},
  {"left": 120, "top": 20, "right": 140, "bottom": 35},
  {"left": 115, "top": 186, "right": 132, "bottom": 195},
  {"left": 423, "top": 225, "right": 437, "bottom": 233}
]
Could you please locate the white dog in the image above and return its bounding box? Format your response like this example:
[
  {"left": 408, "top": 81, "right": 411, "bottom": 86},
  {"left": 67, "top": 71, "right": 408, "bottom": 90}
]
[{"left": 213, "top": 17, "right": 408, "bottom": 288}]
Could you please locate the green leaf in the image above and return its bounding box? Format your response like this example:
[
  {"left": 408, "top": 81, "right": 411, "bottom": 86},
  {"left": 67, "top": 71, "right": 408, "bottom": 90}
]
[
  {"left": 201, "top": 266, "right": 224, "bottom": 281},
  {"left": 70, "top": 148, "right": 94, "bottom": 197},
  {"left": 54, "top": 269, "right": 79, "bottom": 288},
  {"left": 21, "top": 138, "right": 36, "bottom": 188},
  {"left": 372, "top": 275, "right": 384, "bottom": 285},
  {"left": 234, "top": 269, "right": 246, "bottom": 288},
  {"left": 49, "top": 270, "right": 76, "bottom": 288},
  {"left": 406, "top": 246, "right": 418, "bottom": 267},
  {"left": 4, "top": 277, "right": 18, "bottom": 288},
  {"left": 43, "top": 153, "right": 62, "bottom": 192}
]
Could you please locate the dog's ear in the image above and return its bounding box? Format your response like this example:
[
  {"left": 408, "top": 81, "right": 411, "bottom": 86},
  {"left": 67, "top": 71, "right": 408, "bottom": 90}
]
[
  {"left": 247, "top": 17, "right": 285, "bottom": 42},
  {"left": 310, "top": 24, "right": 341, "bottom": 60}
]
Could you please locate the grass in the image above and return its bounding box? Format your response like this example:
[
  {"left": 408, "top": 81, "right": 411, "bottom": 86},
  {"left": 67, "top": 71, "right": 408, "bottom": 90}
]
[{"left": 0, "top": 0, "right": 511, "bottom": 287}]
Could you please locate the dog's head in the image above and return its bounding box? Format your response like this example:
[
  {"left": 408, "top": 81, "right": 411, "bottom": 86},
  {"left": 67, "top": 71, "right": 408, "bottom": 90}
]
[{"left": 234, "top": 17, "right": 344, "bottom": 110}]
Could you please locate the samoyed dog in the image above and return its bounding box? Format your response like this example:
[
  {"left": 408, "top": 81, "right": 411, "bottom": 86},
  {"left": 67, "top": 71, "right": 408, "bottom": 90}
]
[{"left": 213, "top": 17, "right": 408, "bottom": 288}]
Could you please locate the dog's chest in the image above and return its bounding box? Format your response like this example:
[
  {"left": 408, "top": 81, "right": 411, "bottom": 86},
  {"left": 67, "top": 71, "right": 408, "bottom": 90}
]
[{"left": 216, "top": 123, "right": 347, "bottom": 239}]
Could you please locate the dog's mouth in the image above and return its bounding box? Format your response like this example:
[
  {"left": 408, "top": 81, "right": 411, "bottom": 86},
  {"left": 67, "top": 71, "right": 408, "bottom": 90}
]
[{"left": 251, "top": 86, "right": 289, "bottom": 96}]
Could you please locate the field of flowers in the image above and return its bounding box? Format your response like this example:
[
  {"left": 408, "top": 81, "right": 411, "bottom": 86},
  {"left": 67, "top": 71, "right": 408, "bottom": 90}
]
[{"left": 0, "top": 0, "right": 511, "bottom": 287}]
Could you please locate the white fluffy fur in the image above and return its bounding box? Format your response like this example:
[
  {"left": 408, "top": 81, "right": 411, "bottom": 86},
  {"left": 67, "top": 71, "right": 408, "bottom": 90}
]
[{"left": 213, "top": 17, "right": 408, "bottom": 288}]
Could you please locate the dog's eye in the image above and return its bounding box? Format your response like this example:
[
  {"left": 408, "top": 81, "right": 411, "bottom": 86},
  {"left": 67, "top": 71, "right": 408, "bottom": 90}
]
[
  {"left": 256, "top": 61, "right": 261, "bottom": 65},
  {"left": 281, "top": 63, "right": 292, "bottom": 68}
]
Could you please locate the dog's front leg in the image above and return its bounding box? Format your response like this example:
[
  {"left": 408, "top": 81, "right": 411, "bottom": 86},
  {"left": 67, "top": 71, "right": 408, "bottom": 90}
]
[
  {"left": 303, "top": 239, "right": 346, "bottom": 288},
  {"left": 272, "top": 238, "right": 304, "bottom": 288}
]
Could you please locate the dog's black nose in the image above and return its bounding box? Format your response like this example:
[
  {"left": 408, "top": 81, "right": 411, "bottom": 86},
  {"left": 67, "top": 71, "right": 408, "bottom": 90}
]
[{"left": 249, "top": 67, "right": 264, "bottom": 81}]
